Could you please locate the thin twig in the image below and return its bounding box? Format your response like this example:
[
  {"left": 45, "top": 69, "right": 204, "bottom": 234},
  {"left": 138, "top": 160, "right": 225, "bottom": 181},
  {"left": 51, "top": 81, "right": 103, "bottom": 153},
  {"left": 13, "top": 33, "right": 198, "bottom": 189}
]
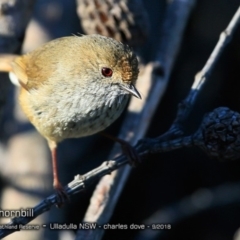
[
  {"left": 0, "top": 104, "right": 239, "bottom": 238},
  {"left": 167, "top": 5, "right": 240, "bottom": 135},
  {"left": 0, "top": 132, "right": 197, "bottom": 239}
]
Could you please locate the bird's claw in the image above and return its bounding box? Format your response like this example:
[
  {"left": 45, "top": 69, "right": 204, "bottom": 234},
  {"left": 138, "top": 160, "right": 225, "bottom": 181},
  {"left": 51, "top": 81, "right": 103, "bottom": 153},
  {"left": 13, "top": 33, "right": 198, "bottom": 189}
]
[
  {"left": 100, "top": 132, "right": 141, "bottom": 167},
  {"left": 120, "top": 140, "right": 141, "bottom": 167},
  {"left": 54, "top": 183, "right": 69, "bottom": 208}
]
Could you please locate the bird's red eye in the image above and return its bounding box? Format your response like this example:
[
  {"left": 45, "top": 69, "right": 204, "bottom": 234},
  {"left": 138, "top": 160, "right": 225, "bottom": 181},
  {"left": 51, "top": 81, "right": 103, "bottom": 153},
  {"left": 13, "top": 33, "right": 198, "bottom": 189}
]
[{"left": 101, "top": 67, "right": 113, "bottom": 77}]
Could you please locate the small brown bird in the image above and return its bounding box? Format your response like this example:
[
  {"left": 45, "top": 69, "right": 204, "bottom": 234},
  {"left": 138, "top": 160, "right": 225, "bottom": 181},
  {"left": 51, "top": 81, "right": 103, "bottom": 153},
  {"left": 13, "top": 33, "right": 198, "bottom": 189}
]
[{"left": 0, "top": 34, "right": 140, "bottom": 199}]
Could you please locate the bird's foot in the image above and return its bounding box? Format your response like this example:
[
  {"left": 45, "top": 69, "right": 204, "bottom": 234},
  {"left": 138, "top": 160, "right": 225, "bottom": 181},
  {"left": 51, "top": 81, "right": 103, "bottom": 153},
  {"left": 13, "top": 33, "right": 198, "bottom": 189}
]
[
  {"left": 101, "top": 132, "right": 140, "bottom": 167},
  {"left": 54, "top": 182, "right": 69, "bottom": 208},
  {"left": 117, "top": 139, "right": 141, "bottom": 167}
]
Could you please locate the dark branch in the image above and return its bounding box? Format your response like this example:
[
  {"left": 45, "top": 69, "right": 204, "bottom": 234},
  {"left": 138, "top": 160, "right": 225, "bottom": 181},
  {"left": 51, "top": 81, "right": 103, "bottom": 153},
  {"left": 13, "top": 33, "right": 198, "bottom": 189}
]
[{"left": 166, "top": 5, "right": 240, "bottom": 137}]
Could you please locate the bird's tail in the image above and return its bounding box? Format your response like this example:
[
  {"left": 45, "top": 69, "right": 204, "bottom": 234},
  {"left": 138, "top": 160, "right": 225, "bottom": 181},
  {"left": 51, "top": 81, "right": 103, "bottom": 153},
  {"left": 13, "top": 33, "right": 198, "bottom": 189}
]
[
  {"left": 0, "top": 54, "right": 21, "bottom": 86},
  {"left": 0, "top": 54, "right": 19, "bottom": 72}
]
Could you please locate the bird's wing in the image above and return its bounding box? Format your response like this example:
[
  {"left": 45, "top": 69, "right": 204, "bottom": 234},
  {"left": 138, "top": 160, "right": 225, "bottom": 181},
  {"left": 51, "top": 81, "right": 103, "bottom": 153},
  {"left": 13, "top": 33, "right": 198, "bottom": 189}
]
[
  {"left": 11, "top": 51, "right": 51, "bottom": 91},
  {"left": 11, "top": 40, "right": 62, "bottom": 91}
]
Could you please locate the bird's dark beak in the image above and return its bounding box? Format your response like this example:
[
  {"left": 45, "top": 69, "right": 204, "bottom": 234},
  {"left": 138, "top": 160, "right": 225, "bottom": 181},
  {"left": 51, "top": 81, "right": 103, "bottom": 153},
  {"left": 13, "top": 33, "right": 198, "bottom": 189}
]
[{"left": 120, "top": 84, "right": 141, "bottom": 99}]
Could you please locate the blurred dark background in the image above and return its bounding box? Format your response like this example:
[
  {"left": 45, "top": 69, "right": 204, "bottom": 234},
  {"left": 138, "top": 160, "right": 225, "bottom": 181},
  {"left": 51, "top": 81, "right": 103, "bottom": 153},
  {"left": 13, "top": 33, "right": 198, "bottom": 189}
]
[{"left": 0, "top": 0, "right": 240, "bottom": 240}]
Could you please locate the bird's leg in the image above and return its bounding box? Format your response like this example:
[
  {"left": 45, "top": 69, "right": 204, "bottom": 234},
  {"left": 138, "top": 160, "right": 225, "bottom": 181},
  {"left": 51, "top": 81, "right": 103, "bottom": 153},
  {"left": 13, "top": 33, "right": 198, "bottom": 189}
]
[
  {"left": 100, "top": 132, "right": 140, "bottom": 167},
  {"left": 48, "top": 140, "right": 68, "bottom": 207}
]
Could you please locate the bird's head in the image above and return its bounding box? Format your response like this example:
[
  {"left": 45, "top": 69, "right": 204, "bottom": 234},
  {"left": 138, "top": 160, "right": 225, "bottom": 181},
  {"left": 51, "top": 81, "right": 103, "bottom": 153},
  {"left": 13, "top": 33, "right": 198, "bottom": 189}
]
[{"left": 76, "top": 34, "right": 141, "bottom": 99}]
